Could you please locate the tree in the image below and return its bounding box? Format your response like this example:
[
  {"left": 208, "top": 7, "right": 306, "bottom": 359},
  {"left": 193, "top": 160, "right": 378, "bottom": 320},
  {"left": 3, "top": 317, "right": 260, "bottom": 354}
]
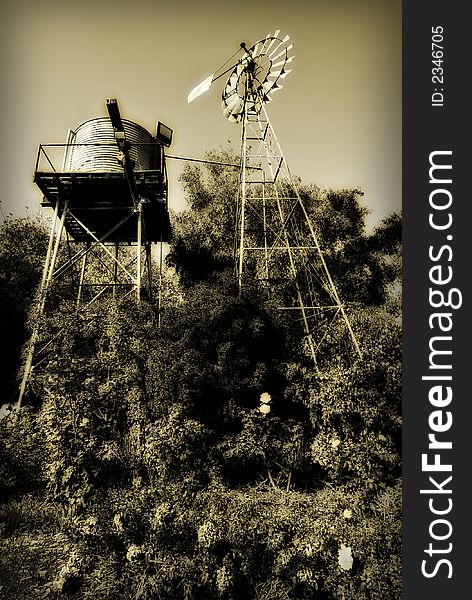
[
  {"left": 168, "top": 149, "right": 401, "bottom": 309},
  {"left": 0, "top": 217, "right": 49, "bottom": 403}
]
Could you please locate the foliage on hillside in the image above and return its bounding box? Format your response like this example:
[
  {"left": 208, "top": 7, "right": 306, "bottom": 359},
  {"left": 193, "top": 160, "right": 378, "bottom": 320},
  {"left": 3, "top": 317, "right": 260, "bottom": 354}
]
[{"left": 0, "top": 153, "right": 402, "bottom": 599}]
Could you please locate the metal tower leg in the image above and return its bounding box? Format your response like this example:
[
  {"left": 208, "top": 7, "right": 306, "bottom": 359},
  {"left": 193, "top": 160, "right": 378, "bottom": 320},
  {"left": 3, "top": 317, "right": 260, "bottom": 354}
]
[
  {"left": 136, "top": 203, "right": 142, "bottom": 303},
  {"left": 146, "top": 242, "right": 153, "bottom": 303},
  {"left": 235, "top": 99, "right": 362, "bottom": 365},
  {"left": 16, "top": 198, "right": 69, "bottom": 411},
  {"left": 113, "top": 243, "right": 119, "bottom": 300},
  {"left": 260, "top": 104, "right": 362, "bottom": 359},
  {"left": 158, "top": 220, "right": 163, "bottom": 328},
  {"left": 77, "top": 250, "right": 88, "bottom": 307},
  {"left": 237, "top": 90, "right": 249, "bottom": 294}
]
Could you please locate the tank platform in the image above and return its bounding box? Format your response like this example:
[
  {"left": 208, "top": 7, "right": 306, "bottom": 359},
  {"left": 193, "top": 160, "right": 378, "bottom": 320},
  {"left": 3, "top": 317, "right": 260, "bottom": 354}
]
[{"left": 36, "top": 169, "right": 171, "bottom": 243}]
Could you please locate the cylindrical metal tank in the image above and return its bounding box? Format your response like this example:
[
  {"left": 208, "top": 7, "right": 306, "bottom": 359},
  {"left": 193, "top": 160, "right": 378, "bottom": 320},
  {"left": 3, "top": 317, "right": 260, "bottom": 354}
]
[{"left": 64, "top": 117, "right": 155, "bottom": 172}]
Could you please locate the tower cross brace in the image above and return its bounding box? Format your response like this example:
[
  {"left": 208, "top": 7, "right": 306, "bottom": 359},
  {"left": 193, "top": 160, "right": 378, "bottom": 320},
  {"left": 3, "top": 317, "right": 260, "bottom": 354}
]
[{"left": 235, "top": 85, "right": 362, "bottom": 366}]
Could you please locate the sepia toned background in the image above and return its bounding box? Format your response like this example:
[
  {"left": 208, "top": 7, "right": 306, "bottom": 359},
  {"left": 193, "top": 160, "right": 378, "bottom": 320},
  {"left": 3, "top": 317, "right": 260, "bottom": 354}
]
[{"left": 1, "top": 0, "right": 400, "bottom": 230}]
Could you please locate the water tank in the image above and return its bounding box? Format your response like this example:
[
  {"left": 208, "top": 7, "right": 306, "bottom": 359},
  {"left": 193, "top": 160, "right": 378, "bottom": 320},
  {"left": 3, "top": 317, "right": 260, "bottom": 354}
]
[{"left": 64, "top": 117, "right": 157, "bottom": 172}]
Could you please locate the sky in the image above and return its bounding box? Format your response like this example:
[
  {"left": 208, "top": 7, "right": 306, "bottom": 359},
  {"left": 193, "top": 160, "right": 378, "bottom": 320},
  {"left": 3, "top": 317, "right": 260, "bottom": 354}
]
[{"left": 1, "top": 0, "right": 400, "bottom": 231}]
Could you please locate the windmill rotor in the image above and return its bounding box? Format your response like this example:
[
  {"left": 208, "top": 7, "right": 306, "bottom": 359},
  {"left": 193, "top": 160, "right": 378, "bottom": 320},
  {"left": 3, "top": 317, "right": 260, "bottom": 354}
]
[
  {"left": 221, "top": 31, "right": 294, "bottom": 122},
  {"left": 187, "top": 31, "right": 294, "bottom": 118}
]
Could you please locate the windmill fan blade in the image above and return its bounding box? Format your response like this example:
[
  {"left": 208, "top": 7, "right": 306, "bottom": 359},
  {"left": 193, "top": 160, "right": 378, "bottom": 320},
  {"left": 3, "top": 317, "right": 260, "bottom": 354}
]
[
  {"left": 259, "top": 33, "right": 272, "bottom": 55},
  {"left": 267, "top": 35, "right": 289, "bottom": 58},
  {"left": 252, "top": 41, "right": 263, "bottom": 56},
  {"left": 226, "top": 95, "right": 242, "bottom": 111},
  {"left": 267, "top": 70, "right": 283, "bottom": 81},
  {"left": 229, "top": 73, "right": 239, "bottom": 87},
  {"left": 271, "top": 59, "right": 289, "bottom": 69},
  {"left": 270, "top": 43, "right": 294, "bottom": 62},
  {"left": 264, "top": 38, "right": 278, "bottom": 55},
  {"left": 262, "top": 31, "right": 281, "bottom": 55},
  {"left": 223, "top": 96, "right": 244, "bottom": 121},
  {"left": 188, "top": 73, "right": 215, "bottom": 103}
]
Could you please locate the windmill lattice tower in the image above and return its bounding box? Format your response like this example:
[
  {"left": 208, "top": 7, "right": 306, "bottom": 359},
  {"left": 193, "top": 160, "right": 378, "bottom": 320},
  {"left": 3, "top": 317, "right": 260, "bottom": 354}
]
[
  {"left": 17, "top": 99, "right": 173, "bottom": 409},
  {"left": 190, "top": 31, "right": 361, "bottom": 366}
]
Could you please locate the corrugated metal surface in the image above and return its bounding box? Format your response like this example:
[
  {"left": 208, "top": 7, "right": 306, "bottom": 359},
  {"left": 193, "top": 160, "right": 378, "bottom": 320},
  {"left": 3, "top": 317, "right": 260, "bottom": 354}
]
[{"left": 64, "top": 117, "right": 155, "bottom": 172}]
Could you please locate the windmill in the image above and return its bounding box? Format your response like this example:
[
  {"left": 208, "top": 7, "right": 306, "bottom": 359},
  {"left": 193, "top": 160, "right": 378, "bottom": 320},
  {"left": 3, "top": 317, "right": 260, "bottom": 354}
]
[{"left": 188, "top": 31, "right": 362, "bottom": 367}]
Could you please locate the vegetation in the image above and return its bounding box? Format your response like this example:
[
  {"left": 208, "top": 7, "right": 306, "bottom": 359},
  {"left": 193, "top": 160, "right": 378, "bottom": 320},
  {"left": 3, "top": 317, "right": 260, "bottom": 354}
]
[
  {"left": 0, "top": 218, "right": 49, "bottom": 403},
  {"left": 0, "top": 151, "right": 401, "bottom": 599}
]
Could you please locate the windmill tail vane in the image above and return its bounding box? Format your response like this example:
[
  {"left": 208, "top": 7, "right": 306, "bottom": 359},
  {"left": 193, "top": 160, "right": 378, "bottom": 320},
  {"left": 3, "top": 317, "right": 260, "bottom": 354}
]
[{"left": 187, "top": 42, "right": 246, "bottom": 104}]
